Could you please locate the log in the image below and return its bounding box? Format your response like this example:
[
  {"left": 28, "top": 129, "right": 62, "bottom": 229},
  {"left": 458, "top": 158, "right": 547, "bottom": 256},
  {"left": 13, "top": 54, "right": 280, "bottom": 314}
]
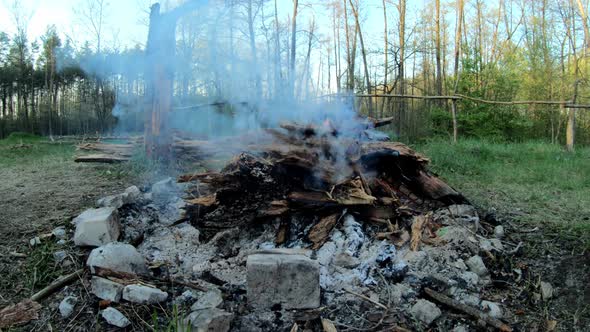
[
  {"left": 0, "top": 299, "right": 42, "bottom": 329},
  {"left": 368, "top": 116, "right": 394, "bottom": 128},
  {"left": 424, "top": 288, "right": 513, "bottom": 332},
  {"left": 74, "top": 154, "right": 129, "bottom": 163}
]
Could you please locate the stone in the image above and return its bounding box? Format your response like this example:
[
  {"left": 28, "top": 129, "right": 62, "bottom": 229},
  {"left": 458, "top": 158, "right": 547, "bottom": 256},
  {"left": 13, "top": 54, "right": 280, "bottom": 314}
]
[
  {"left": 191, "top": 289, "right": 223, "bottom": 311},
  {"left": 479, "top": 239, "right": 503, "bottom": 252},
  {"left": 124, "top": 186, "right": 141, "bottom": 204},
  {"left": 101, "top": 307, "right": 131, "bottom": 328},
  {"left": 453, "top": 325, "right": 470, "bottom": 332},
  {"left": 247, "top": 250, "right": 320, "bottom": 309},
  {"left": 59, "top": 296, "right": 77, "bottom": 318},
  {"left": 466, "top": 256, "right": 488, "bottom": 277},
  {"left": 73, "top": 207, "right": 120, "bottom": 247},
  {"left": 56, "top": 239, "right": 66, "bottom": 246},
  {"left": 123, "top": 284, "right": 168, "bottom": 304},
  {"left": 97, "top": 194, "right": 125, "bottom": 209},
  {"left": 481, "top": 301, "right": 503, "bottom": 318},
  {"left": 410, "top": 299, "right": 441, "bottom": 325},
  {"left": 540, "top": 281, "right": 554, "bottom": 300},
  {"left": 91, "top": 277, "right": 124, "bottom": 302},
  {"left": 52, "top": 226, "right": 67, "bottom": 239},
  {"left": 87, "top": 242, "right": 148, "bottom": 275},
  {"left": 182, "top": 308, "right": 233, "bottom": 332},
  {"left": 458, "top": 292, "right": 481, "bottom": 307},
  {"left": 151, "top": 178, "right": 179, "bottom": 204},
  {"left": 494, "top": 225, "right": 505, "bottom": 239},
  {"left": 53, "top": 250, "right": 67, "bottom": 263},
  {"left": 459, "top": 271, "right": 480, "bottom": 287},
  {"left": 29, "top": 237, "right": 41, "bottom": 246}
]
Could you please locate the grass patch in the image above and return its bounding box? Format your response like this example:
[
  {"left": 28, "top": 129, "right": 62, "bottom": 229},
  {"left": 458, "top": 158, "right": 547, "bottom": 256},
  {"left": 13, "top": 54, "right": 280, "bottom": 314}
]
[
  {"left": 25, "top": 241, "right": 65, "bottom": 295},
  {"left": 0, "top": 135, "right": 74, "bottom": 167},
  {"left": 414, "top": 139, "right": 590, "bottom": 248}
]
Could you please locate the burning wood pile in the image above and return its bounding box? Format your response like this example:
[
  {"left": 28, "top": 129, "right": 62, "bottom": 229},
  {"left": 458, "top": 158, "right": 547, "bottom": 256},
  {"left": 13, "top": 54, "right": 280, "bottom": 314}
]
[{"left": 177, "top": 118, "right": 466, "bottom": 248}]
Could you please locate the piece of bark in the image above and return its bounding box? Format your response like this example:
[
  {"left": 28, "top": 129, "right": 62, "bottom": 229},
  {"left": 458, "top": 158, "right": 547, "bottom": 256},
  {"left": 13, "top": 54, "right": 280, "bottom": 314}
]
[
  {"left": 260, "top": 200, "right": 290, "bottom": 218},
  {"left": 30, "top": 269, "right": 84, "bottom": 302},
  {"left": 0, "top": 299, "right": 42, "bottom": 329},
  {"left": 368, "top": 116, "right": 395, "bottom": 128},
  {"left": 415, "top": 170, "right": 464, "bottom": 202},
  {"left": 74, "top": 154, "right": 129, "bottom": 163},
  {"left": 186, "top": 194, "right": 218, "bottom": 207},
  {"left": 288, "top": 191, "right": 338, "bottom": 209},
  {"left": 410, "top": 214, "right": 430, "bottom": 251},
  {"left": 308, "top": 213, "right": 341, "bottom": 249},
  {"left": 425, "top": 288, "right": 512, "bottom": 332}
]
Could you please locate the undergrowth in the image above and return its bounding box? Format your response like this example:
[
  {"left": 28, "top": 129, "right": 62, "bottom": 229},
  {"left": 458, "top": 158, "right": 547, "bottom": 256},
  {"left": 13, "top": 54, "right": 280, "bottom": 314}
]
[{"left": 414, "top": 139, "right": 590, "bottom": 249}]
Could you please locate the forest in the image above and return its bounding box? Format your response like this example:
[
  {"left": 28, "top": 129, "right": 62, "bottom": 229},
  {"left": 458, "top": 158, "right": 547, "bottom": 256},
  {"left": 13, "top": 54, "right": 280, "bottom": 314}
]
[{"left": 1, "top": 0, "right": 589, "bottom": 145}]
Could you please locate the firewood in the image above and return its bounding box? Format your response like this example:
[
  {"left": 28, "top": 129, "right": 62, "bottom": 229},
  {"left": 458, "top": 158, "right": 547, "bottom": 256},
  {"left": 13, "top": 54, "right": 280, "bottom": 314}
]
[
  {"left": 74, "top": 154, "right": 129, "bottom": 163},
  {"left": 308, "top": 213, "right": 341, "bottom": 249},
  {"left": 260, "top": 200, "right": 290, "bottom": 218},
  {"left": 0, "top": 299, "right": 42, "bottom": 329},
  {"left": 424, "top": 288, "right": 513, "bottom": 332},
  {"left": 410, "top": 214, "right": 430, "bottom": 251},
  {"left": 186, "top": 194, "right": 217, "bottom": 207}
]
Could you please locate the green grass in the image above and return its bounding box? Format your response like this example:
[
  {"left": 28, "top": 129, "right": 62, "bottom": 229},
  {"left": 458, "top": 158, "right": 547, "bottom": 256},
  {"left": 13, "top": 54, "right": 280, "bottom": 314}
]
[
  {"left": 414, "top": 139, "right": 590, "bottom": 248},
  {"left": 0, "top": 133, "right": 74, "bottom": 167}
]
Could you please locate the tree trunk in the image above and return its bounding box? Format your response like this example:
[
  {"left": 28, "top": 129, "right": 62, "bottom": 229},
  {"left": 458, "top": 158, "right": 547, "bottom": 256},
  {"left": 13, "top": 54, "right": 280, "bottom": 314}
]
[
  {"left": 348, "top": 0, "right": 373, "bottom": 116},
  {"left": 435, "top": 0, "right": 443, "bottom": 105},
  {"left": 290, "top": 0, "right": 299, "bottom": 97},
  {"left": 451, "top": 0, "right": 464, "bottom": 143}
]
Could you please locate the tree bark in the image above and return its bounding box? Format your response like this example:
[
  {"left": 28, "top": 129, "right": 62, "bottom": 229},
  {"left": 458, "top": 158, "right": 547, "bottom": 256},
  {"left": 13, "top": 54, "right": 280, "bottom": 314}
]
[{"left": 348, "top": 0, "right": 373, "bottom": 117}]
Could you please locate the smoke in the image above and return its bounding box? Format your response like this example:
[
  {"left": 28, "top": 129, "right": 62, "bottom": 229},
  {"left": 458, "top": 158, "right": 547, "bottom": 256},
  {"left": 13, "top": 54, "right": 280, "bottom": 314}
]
[{"left": 73, "top": 0, "right": 376, "bottom": 177}]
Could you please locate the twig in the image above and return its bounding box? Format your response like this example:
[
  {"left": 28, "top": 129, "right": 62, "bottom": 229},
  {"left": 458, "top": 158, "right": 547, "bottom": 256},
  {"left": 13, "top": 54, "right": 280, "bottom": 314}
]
[
  {"left": 424, "top": 288, "right": 512, "bottom": 332},
  {"left": 343, "top": 288, "right": 388, "bottom": 310},
  {"left": 30, "top": 269, "right": 84, "bottom": 302}
]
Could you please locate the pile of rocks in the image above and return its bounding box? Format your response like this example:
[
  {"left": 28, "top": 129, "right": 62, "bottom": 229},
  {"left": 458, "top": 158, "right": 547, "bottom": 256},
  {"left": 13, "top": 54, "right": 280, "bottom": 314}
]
[{"left": 54, "top": 178, "right": 525, "bottom": 331}]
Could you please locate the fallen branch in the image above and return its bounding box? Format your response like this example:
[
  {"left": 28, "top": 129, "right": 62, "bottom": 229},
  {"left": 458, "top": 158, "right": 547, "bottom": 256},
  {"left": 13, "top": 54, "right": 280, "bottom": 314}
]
[
  {"left": 424, "top": 288, "right": 512, "bottom": 332},
  {"left": 343, "top": 287, "right": 388, "bottom": 310},
  {"left": 94, "top": 267, "right": 208, "bottom": 292},
  {"left": 30, "top": 268, "right": 84, "bottom": 302}
]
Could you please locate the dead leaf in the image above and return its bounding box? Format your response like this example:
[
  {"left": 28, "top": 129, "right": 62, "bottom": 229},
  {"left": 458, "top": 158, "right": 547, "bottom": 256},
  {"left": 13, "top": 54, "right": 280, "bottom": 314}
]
[
  {"left": 321, "top": 318, "right": 338, "bottom": 332},
  {"left": 546, "top": 320, "right": 557, "bottom": 331}
]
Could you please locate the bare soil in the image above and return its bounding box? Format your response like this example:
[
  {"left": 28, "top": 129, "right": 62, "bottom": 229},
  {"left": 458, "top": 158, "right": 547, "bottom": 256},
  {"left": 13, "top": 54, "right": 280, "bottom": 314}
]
[{"left": 0, "top": 143, "right": 135, "bottom": 306}]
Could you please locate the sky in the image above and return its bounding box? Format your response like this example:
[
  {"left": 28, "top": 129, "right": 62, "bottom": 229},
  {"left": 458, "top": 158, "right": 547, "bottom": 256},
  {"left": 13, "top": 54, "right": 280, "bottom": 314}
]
[{"left": 0, "top": 0, "right": 393, "bottom": 51}]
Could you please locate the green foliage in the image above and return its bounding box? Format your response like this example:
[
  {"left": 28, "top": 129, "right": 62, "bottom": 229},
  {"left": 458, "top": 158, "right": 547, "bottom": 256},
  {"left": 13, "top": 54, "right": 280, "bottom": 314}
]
[
  {"left": 416, "top": 139, "right": 590, "bottom": 249},
  {"left": 24, "top": 241, "right": 64, "bottom": 293}
]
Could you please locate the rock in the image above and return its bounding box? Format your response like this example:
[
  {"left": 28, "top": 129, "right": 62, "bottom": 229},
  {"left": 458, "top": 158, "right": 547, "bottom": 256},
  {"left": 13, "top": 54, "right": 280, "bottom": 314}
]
[
  {"left": 174, "top": 290, "right": 198, "bottom": 305},
  {"left": 458, "top": 292, "right": 481, "bottom": 307},
  {"left": 410, "top": 299, "right": 441, "bottom": 325},
  {"left": 52, "top": 226, "right": 67, "bottom": 239},
  {"left": 247, "top": 249, "right": 320, "bottom": 309},
  {"left": 53, "top": 250, "right": 67, "bottom": 263},
  {"left": 151, "top": 178, "right": 179, "bottom": 204},
  {"left": 453, "top": 324, "right": 470, "bottom": 332},
  {"left": 540, "top": 281, "right": 554, "bottom": 300},
  {"left": 124, "top": 186, "right": 141, "bottom": 204},
  {"left": 182, "top": 308, "right": 233, "bottom": 332},
  {"left": 466, "top": 256, "right": 488, "bottom": 277},
  {"left": 123, "top": 284, "right": 168, "bottom": 304},
  {"left": 58, "top": 296, "right": 77, "bottom": 318},
  {"left": 97, "top": 186, "right": 142, "bottom": 209},
  {"left": 494, "top": 225, "right": 505, "bottom": 239},
  {"left": 101, "top": 307, "right": 131, "bottom": 328},
  {"left": 481, "top": 301, "right": 502, "bottom": 318},
  {"left": 479, "top": 239, "right": 503, "bottom": 252},
  {"left": 191, "top": 289, "right": 223, "bottom": 311},
  {"left": 73, "top": 207, "right": 120, "bottom": 247},
  {"left": 332, "top": 252, "right": 360, "bottom": 268},
  {"left": 56, "top": 239, "right": 66, "bottom": 246},
  {"left": 87, "top": 242, "right": 148, "bottom": 275},
  {"left": 91, "top": 277, "right": 124, "bottom": 302},
  {"left": 29, "top": 237, "right": 41, "bottom": 246},
  {"left": 97, "top": 194, "right": 125, "bottom": 209},
  {"left": 459, "top": 271, "right": 479, "bottom": 287}
]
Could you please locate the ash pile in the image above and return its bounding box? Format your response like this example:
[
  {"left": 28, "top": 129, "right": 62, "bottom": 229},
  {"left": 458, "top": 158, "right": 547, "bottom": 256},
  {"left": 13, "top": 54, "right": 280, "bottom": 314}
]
[{"left": 67, "top": 120, "right": 515, "bottom": 331}]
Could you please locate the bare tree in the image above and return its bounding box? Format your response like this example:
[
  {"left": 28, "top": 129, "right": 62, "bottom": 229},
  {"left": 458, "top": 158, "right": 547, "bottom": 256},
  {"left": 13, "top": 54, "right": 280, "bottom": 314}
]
[
  {"left": 290, "top": 0, "right": 299, "bottom": 96},
  {"left": 348, "top": 0, "right": 372, "bottom": 116},
  {"left": 451, "top": 0, "right": 465, "bottom": 143}
]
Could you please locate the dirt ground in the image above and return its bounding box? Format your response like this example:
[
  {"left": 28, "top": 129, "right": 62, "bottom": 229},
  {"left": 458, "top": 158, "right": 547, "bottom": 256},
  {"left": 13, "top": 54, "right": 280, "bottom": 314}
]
[
  {"left": 0, "top": 143, "right": 136, "bottom": 306},
  {"left": 0, "top": 141, "right": 588, "bottom": 331}
]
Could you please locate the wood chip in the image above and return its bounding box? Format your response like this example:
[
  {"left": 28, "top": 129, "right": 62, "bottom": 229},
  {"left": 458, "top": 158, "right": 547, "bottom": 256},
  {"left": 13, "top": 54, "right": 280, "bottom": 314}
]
[
  {"left": 321, "top": 318, "right": 338, "bottom": 332},
  {"left": 410, "top": 214, "right": 430, "bottom": 251},
  {"left": 308, "top": 213, "right": 341, "bottom": 249}
]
